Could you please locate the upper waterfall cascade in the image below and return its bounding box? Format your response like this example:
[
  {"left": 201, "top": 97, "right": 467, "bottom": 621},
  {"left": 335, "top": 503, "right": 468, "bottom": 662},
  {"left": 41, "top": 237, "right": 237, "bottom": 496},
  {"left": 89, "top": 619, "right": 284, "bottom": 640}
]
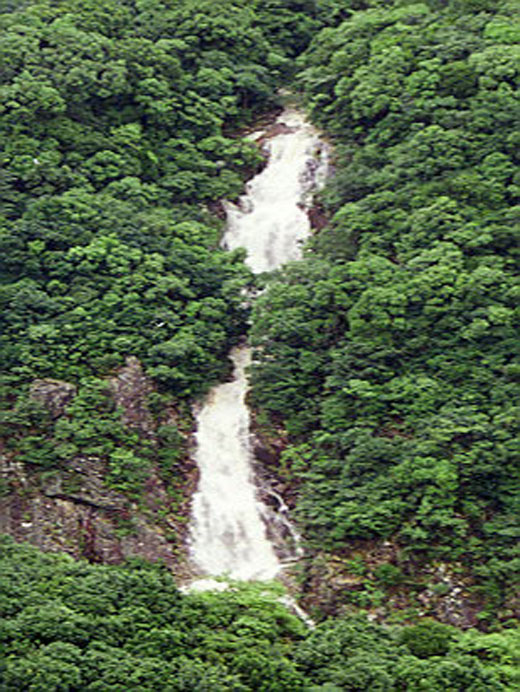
[
  {"left": 188, "top": 109, "right": 329, "bottom": 581},
  {"left": 224, "top": 109, "right": 329, "bottom": 273}
]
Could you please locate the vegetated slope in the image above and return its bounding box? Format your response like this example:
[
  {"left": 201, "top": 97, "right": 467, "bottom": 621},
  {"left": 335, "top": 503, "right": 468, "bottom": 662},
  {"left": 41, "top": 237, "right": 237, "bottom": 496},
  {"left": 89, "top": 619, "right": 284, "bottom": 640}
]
[
  {"left": 250, "top": 0, "right": 519, "bottom": 627},
  {"left": 0, "top": 0, "right": 333, "bottom": 557},
  {"left": 1, "top": 536, "right": 519, "bottom": 691},
  {"left": 0, "top": 0, "right": 274, "bottom": 406}
]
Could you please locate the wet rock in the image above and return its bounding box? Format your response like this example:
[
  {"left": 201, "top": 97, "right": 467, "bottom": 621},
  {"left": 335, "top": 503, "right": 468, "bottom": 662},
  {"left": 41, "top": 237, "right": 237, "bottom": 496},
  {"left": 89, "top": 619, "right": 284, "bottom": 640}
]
[
  {"left": 416, "top": 563, "right": 482, "bottom": 628},
  {"left": 207, "top": 199, "right": 227, "bottom": 220},
  {"left": 297, "top": 553, "right": 366, "bottom": 619},
  {"left": 0, "top": 489, "right": 176, "bottom": 566},
  {"left": 1, "top": 359, "right": 191, "bottom": 569},
  {"left": 297, "top": 545, "right": 486, "bottom": 628},
  {"left": 308, "top": 201, "right": 329, "bottom": 231},
  {"left": 0, "top": 448, "right": 180, "bottom": 568},
  {"left": 255, "top": 121, "right": 297, "bottom": 146}
]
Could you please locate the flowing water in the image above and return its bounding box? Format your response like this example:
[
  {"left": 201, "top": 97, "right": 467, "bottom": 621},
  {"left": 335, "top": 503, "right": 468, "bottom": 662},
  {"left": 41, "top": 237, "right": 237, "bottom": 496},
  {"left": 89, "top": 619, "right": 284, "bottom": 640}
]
[
  {"left": 224, "top": 109, "right": 329, "bottom": 273},
  {"left": 188, "top": 346, "right": 280, "bottom": 580},
  {"left": 188, "top": 108, "right": 328, "bottom": 582}
]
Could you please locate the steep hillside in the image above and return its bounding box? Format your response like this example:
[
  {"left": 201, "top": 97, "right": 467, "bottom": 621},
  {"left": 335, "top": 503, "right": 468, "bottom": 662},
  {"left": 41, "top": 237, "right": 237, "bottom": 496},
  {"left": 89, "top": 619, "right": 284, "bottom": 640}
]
[
  {"left": 0, "top": 2, "right": 518, "bottom": 679},
  {"left": 0, "top": 0, "right": 329, "bottom": 563},
  {"left": 250, "top": 0, "right": 520, "bottom": 627}
]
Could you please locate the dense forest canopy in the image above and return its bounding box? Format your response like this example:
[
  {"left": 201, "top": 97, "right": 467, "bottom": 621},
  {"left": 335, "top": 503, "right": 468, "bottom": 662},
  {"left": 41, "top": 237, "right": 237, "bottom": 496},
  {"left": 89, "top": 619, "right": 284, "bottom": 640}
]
[
  {"left": 0, "top": 0, "right": 519, "bottom": 687},
  {"left": 250, "top": 0, "right": 520, "bottom": 626},
  {"left": 0, "top": 0, "right": 323, "bottom": 495},
  {"left": 1, "top": 537, "right": 519, "bottom": 690}
]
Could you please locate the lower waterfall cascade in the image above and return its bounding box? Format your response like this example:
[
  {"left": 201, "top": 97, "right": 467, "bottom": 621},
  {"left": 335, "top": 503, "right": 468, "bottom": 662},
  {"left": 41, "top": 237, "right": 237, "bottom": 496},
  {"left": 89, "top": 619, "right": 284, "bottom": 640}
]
[{"left": 187, "top": 108, "right": 329, "bottom": 584}]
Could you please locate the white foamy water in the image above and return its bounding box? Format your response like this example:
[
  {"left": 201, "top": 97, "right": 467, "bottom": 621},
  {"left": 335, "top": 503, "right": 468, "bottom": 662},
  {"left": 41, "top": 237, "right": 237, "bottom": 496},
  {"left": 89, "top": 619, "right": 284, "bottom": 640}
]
[
  {"left": 223, "top": 109, "right": 328, "bottom": 273},
  {"left": 189, "top": 346, "right": 280, "bottom": 580},
  {"left": 188, "top": 108, "right": 329, "bottom": 582}
]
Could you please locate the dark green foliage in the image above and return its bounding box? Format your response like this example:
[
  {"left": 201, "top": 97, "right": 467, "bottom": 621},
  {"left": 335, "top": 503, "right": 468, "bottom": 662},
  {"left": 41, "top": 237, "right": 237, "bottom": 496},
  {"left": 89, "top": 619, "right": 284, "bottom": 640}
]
[
  {"left": 1, "top": 538, "right": 518, "bottom": 690},
  {"left": 250, "top": 0, "right": 520, "bottom": 618},
  {"left": 0, "top": 0, "right": 323, "bottom": 497},
  {"left": 398, "top": 620, "right": 456, "bottom": 658},
  {"left": 0, "top": 537, "right": 306, "bottom": 691},
  {"left": 0, "top": 0, "right": 271, "bottom": 401},
  {"left": 296, "top": 616, "right": 520, "bottom": 690}
]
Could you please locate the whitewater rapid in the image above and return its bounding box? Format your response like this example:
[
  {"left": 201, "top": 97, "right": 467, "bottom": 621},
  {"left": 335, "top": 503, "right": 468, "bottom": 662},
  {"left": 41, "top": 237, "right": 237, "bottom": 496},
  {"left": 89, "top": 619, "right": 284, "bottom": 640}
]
[{"left": 188, "top": 109, "right": 328, "bottom": 581}]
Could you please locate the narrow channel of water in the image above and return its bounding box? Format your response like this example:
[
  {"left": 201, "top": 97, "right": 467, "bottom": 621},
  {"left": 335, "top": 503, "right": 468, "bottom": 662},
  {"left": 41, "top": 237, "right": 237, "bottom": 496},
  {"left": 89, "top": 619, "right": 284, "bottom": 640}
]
[{"left": 188, "top": 108, "right": 328, "bottom": 582}]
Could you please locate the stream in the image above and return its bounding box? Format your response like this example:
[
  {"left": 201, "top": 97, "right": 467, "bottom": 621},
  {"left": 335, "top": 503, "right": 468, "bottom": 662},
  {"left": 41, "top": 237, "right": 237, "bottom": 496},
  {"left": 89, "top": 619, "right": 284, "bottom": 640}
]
[{"left": 187, "top": 108, "right": 329, "bottom": 583}]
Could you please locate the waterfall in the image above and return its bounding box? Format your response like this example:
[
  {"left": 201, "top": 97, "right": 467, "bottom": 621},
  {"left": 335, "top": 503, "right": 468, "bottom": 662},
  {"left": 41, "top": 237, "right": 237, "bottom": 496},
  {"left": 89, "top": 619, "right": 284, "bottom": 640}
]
[
  {"left": 189, "top": 346, "right": 280, "bottom": 581},
  {"left": 224, "top": 109, "right": 328, "bottom": 273},
  {"left": 187, "top": 108, "right": 329, "bottom": 582}
]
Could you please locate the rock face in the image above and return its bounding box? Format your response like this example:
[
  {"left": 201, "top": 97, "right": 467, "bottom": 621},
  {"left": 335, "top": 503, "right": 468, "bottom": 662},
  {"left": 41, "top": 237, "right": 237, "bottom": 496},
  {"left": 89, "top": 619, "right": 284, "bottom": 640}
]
[
  {"left": 110, "top": 357, "right": 154, "bottom": 435},
  {"left": 29, "top": 379, "right": 77, "bottom": 419},
  {"left": 0, "top": 474, "right": 175, "bottom": 566},
  {"left": 0, "top": 360, "right": 193, "bottom": 570},
  {"left": 298, "top": 545, "right": 486, "bottom": 630}
]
